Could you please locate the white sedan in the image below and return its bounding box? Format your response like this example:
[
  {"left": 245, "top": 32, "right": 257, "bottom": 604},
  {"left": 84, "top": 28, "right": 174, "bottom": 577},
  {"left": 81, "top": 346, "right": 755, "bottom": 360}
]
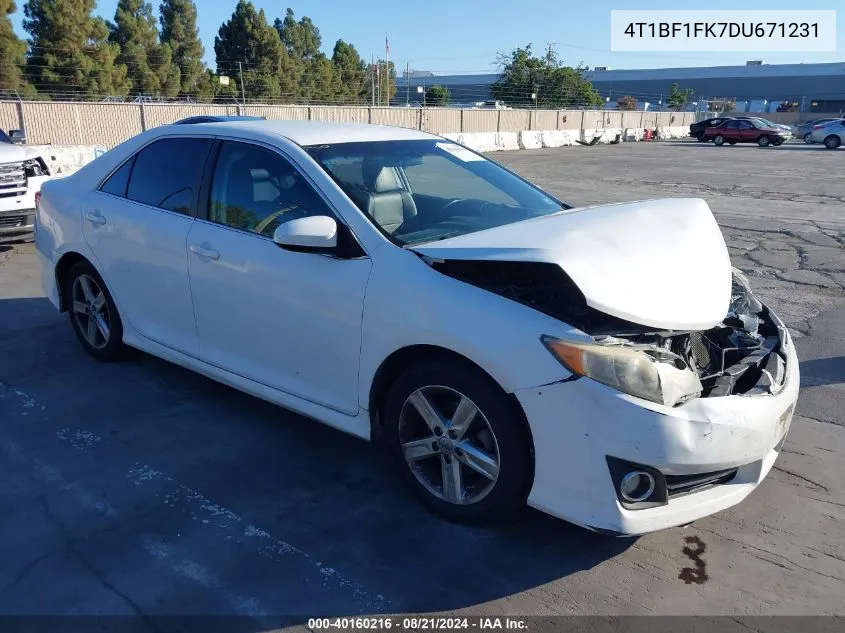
[
  {"left": 35, "top": 121, "right": 799, "bottom": 536},
  {"left": 810, "top": 118, "right": 845, "bottom": 149}
]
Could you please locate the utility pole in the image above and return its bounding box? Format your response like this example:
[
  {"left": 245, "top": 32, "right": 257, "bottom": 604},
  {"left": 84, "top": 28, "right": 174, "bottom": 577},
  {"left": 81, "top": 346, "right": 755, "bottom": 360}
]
[
  {"left": 406, "top": 61, "right": 410, "bottom": 106},
  {"left": 385, "top": 34, "right": 390, "bottom": 107},
  {"left": 546, "top": 43, "right": 554, "bottom": 67},
  {"left": 238, "top": 62, "right": 246, "bottom": 104},
  {"left": 371, "top": 54, "right": 375, "bottom": 107}
]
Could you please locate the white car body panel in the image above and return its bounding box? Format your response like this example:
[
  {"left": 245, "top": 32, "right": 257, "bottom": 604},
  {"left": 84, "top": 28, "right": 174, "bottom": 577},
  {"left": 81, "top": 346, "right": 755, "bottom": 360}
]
[
  {"left": 185, "top": 218, "right": 372, "bottom": 415},
  {"left": 412, "top": 198, "right": 732, "bottom": 331},
  {"left": 35, "top": 120, "right": 800, "bottom": 535},
  {"left": 82, "top": 190, "right": 200, "bottom": 356}
]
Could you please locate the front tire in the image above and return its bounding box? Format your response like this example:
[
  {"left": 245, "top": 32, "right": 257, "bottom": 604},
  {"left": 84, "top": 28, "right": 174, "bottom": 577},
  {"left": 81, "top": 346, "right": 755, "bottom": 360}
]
[
  {"left": 713, "top": 135, "right": 725, "bottom": 146},
  {"left": 695, "top": 133, "right": 706, "bottom": 142},
  {"left": 383, "top": 360, "right": 531, "bottom": 523},
  {"left": 804, "top": 133, "right": 814, "bottom": 144},
  {"left": 758, "top": 135, "right": 771, "bottom": 147},
  {"left": 65, "top": 261, "right": 125, "bottom": 361},
  {"left": 824, "top": 135, "right": 841, "bottom": 149}
]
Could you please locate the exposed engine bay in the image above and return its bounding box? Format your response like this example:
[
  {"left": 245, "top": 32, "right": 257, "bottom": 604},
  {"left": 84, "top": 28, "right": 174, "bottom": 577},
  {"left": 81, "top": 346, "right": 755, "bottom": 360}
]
[{"left": 427, "top": 259, "right": 787, "bottom": 402}]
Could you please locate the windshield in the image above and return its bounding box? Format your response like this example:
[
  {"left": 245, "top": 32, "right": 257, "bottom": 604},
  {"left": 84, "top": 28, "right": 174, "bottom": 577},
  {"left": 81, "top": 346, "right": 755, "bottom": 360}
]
[
  {"left": 750, "top": 119, "right": 770, "bottom": 129},
  {"left": 0, "top": 129, "right": 11, "bottom": 144},
  {"left": 306, "top": 139, "right": 566, "bottom": 245}
]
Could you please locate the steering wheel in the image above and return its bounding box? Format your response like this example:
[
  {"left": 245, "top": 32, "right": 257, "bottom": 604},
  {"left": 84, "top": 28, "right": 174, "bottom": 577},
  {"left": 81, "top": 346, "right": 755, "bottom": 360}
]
[{"left": 254, "top": 204, "right": 300, "bottom": 235}]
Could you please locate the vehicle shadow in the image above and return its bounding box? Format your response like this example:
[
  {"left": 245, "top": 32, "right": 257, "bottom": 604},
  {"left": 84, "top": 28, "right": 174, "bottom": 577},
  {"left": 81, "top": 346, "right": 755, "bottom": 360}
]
[
  {"left": 1, "top": 297, "right": 635, "bottom": 622},
  {"left": 674, "top": 143, "right": 831, "bottom": 152},
  {"left": 800, "top": 356, "right": 845, "bottom": 387}
]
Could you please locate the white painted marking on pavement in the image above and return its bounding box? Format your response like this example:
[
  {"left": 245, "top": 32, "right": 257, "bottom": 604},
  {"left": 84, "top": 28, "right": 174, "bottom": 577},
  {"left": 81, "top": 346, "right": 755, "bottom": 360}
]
[{"left": 127, "top": 462, "right": 389, "bottom": 611}]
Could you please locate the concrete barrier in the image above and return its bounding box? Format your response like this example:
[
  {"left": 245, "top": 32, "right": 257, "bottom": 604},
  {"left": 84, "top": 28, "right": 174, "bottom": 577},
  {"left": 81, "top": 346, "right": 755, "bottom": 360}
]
[
  {"left": 518, "top": 131, "right": 544, "bottom": 150},
  {"left": 496, "top": 132, "right": 519, "bottom": 151},
  {"left": 30, "top": 144, "right": 106, "bottom": 175},
  {"left": 656, "top": 126, "right": 688, "bottom": 140},
  {"left": 623, "top": 128, "right": 645, "bottom": 141},
  {"left": 442, "top": 132, "right": 501, "bottom": 152},
  {"left": 539, "top": 130, "right": 578, "bottom": 147}
]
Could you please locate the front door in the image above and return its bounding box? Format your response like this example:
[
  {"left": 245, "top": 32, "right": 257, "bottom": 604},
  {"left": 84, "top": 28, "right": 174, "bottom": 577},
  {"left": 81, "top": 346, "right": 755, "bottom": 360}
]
[
  {"left": 82, "top": 136, "right": 213, "bottom": 356},
  {"left": 186, "top": 140, "right": 372, "bottom": 414}
]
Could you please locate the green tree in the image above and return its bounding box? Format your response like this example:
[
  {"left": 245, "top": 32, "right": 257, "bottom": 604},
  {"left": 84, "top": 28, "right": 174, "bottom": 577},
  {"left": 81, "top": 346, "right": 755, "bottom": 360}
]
[
  {"left": 667, "top": 82, "right": 694, "bottom": 111},
  {"left": 24, "top": 0, "right": 130, "bottom": 98},
  {"left": 425, "top": 85, "right": 450, "bottom": 106},
  {"left": 214, "top": 0, "right": 297, "bottom": 102},
  {"left": 0, "top": 0, "right": 27, "bottom": 92},
  {"left": 616, "top": 95, "right": 637, "bottom": 110},
  {"left": 110, "top": 0, "right": 180, "bottom": 98},
  {"left": 275, "top": 8, "right": 320, "bottom": 59},
  {"left": 491, "top": 45, "right": 601, "bottom": 109},
  {"left": 331, "top": 39, "right": 366, "bottom": 103},
  {"left": 159, "top": 0, "right": 205, "bottom": 97}
]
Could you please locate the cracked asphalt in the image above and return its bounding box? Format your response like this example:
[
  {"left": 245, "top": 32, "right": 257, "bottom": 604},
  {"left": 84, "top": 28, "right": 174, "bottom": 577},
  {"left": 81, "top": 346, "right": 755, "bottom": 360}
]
[{"left": 0, "top": 141, "right": 843, "bottom": 629}]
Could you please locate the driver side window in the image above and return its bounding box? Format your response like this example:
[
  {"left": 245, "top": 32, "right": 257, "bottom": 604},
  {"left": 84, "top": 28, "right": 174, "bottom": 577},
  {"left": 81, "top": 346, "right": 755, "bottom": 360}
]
[{"left": 209, "top": 141, "right": 333, "bottom": 237}]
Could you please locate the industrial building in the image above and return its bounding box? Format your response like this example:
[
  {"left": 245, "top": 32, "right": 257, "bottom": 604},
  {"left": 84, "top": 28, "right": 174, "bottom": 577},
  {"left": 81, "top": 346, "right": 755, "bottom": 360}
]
[{"left": 403, "top": 61, "right": 845, "bottom": 112}]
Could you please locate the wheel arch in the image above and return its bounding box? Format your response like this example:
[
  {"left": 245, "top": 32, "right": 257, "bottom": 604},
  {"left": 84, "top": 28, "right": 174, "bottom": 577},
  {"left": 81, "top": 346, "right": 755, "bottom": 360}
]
[
  {"left": 368, "top": 344, "right": 534, "bottom": 444},
  {"left": 54, "top": 251, "right": 93, "bottom": 312}
]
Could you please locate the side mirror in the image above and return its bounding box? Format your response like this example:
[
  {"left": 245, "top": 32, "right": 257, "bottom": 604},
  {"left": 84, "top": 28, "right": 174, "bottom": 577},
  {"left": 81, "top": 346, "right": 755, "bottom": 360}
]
[
  {"left": 272, "top": 215, "right": 337, "bottom": 252},
  {"left": 9, "top": 130, "right": 26, "bottom": 144}
]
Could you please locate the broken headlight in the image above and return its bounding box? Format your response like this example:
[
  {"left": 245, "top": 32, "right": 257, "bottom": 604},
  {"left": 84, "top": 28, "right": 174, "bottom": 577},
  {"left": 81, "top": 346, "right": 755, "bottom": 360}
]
[
  {"left": 23, "top": 158, "right": 49, "bottom": 177},
  {"left": 541, "top": 335, "right": 702, "bottom": 407}
]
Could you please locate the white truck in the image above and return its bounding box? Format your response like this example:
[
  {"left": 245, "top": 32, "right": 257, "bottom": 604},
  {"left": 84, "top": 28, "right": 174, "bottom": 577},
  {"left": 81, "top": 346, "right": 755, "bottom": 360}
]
[{"left": 0, "top": 129, "right": 51, "bottom": 243}]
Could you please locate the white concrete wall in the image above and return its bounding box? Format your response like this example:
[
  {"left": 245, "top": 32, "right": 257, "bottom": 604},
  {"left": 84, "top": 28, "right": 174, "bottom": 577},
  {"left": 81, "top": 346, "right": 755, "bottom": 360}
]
[{"left": 29, "top": 144, "right": 107, "bottom": 175}]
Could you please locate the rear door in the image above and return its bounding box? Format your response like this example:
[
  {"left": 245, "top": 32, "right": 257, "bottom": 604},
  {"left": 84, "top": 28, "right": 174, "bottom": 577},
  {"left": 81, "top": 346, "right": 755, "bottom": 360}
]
[
  {"left": 718, "top": 120, "right": 738, "bottom": 140},
  {"left": 82, "top": 136, "right": 213, "bottom": 356}
]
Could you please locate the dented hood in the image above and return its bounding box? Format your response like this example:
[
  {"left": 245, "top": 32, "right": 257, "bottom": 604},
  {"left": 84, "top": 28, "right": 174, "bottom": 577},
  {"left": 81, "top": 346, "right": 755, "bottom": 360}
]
[{"left": 411, "top": 198, "right": 733, "bottom": 331}]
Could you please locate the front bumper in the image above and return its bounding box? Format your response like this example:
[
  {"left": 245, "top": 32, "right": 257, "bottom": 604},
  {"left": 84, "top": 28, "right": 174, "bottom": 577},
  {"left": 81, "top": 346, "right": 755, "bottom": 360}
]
[{"left": 517, "top": 312, "right": 799, "bottom": 536}]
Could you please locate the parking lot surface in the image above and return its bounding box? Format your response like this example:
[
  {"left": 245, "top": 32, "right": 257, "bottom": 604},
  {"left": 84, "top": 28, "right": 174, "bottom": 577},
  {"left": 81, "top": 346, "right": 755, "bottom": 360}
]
[{"left": 1, "top": 141, "right": 843, "bottom": 625}]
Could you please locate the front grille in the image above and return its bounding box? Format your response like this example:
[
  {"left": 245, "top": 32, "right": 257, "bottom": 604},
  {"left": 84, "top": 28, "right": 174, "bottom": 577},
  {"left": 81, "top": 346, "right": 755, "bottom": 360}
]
[
  {"left": 0, "top": 215, "right": 27, "bottom": 228},
  {"left": 666, "top": 468, "right": 738, "bottom": 498},
  {"left": 0, "top": 161, "right": 27, "bottom": 198}
]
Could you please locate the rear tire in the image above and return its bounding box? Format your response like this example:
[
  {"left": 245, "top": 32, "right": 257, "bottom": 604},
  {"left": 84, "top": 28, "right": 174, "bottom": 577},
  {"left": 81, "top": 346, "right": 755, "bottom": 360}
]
[
  {"left": 713, "top": 135, "right": 725, "bottom": 146},
  {"left": 757, "top": 136, "right": 771, "bottom": 147},
  {"left": 824, "top": 135, "right": 841, "bottom": 149},
  {"left": 64, "top": 261, "right": 125, "bottom": 362},
  {"left": 695, "top": 133, "right": 706, "bottom": 142},
  {"left": 383, "top": 359, "right": 531, "bottom": 523}
]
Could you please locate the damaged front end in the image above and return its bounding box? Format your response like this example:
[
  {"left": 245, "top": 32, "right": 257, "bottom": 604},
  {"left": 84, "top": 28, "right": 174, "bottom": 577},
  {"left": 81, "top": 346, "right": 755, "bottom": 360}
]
[
  {"left": 600, "top": 268, "right": 788, "bottom": 401},
  {"left": 428, "top": 259, "right": 787, "bottom": 406}
]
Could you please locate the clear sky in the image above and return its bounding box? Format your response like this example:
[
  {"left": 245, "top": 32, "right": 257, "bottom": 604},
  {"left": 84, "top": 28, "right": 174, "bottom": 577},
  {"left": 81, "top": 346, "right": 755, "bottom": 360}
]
[{"left": 9, "top": 0, "right": 845, "bottom": 74}]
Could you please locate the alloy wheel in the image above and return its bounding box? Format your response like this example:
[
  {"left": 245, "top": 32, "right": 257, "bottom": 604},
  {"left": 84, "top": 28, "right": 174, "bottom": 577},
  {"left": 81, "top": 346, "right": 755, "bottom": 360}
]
[
  {"left": 804, "top": 133, "right": 813, "bottom": 144},
  {"left": 71, "top": 274, "right": 111, "bottom": 349},
  {"left": 398, "top": 385, "right": 500, "bottom": 505}
]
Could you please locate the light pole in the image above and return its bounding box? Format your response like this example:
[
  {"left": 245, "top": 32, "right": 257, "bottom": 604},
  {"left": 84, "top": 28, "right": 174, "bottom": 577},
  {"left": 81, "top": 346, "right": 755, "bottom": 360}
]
[{"left": 418, "top": 84, "right": 425, "bottom": 107}]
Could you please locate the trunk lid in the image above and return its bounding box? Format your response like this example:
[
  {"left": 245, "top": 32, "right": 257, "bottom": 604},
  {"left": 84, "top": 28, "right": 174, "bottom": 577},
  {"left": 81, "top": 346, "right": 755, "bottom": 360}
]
[{"left": 411, "top": 198, "right": 732, "bottom": 331}]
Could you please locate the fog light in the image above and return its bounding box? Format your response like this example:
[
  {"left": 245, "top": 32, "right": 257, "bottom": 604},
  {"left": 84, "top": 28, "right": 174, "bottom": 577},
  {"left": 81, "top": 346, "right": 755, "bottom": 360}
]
[{"left": 619, "top": 471, "right": 656, "bottom": 503}]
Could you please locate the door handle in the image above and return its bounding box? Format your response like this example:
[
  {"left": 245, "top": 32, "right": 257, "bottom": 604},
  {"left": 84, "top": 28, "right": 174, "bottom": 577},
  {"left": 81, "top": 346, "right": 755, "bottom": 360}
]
[
  {"left": 85, "top": 211, "right": 106, "bottom": 226},
  {"left": 190, "top": 243, "right": 220, "bottom": 260}
]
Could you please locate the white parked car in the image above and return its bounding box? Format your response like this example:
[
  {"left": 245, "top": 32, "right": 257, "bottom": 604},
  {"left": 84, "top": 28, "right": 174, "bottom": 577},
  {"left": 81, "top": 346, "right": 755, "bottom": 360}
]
[
  {"left": 1, "top": 129, "right": 51, "bottom": 243},
  {"left": 36, "top": 121, "right": 799, "bottom": 536},
  {"left": 809, "top": 118, "right": 845, "bottom": 149}
]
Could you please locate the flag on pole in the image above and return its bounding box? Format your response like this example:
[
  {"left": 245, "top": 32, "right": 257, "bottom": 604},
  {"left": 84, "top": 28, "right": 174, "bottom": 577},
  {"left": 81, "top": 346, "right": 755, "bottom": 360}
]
[{"left": 385, "top": 36, "right": 390, "bottom": 55}]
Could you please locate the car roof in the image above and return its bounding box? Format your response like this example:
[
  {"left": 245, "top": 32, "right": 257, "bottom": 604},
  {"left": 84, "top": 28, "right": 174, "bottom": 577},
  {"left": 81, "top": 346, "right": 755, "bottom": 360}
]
[
  {"left": 174, "top": 115, "right": 267, "bottom": 124},
  {"left": 164, "top": 119, "right": 439, "bottom": 145}
]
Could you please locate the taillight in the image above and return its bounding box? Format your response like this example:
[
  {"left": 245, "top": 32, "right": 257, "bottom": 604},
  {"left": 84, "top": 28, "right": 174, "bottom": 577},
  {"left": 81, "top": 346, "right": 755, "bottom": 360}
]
[
  {"left": 35, "top": 191, "right": 41, "bottom": 209},
  {"left": 813, "top": 125, "right": 824, "bottom": 130}
]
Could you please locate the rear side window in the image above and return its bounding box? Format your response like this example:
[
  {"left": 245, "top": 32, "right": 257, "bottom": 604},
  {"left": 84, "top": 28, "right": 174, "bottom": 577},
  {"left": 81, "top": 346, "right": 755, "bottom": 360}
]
[
  {"left": 125, "top": 137, "right": 211, "bottom": 214},
  {"left": 100, "top": 158, "right": 134, "bottom": 197}
]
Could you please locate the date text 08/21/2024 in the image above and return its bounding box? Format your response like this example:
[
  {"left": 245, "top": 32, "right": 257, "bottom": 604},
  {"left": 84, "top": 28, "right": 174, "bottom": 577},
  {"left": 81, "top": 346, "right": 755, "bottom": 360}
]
[{"left": 307, "top": 617, "right": 529, "bottom": 630}]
